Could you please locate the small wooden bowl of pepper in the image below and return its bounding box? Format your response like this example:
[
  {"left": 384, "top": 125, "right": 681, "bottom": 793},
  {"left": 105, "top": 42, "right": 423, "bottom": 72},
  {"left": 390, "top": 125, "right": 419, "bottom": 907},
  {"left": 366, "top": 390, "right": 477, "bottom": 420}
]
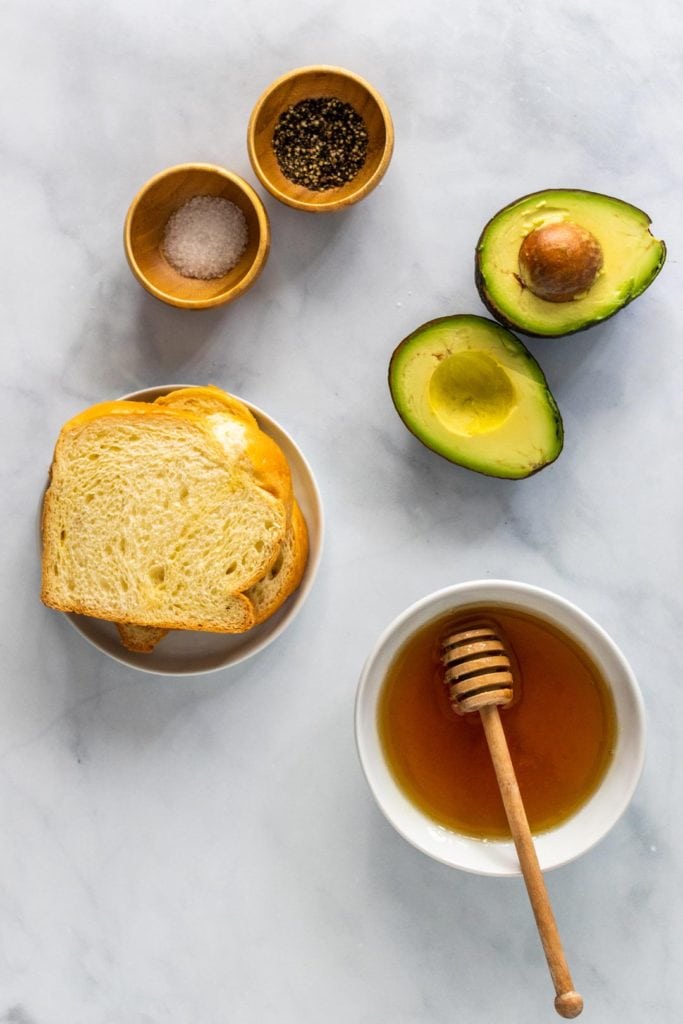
[
  {"left": 247, "top": 66, "right": 394, "bottom": 213},
  {"left": 124, "top": 163, "right": 270, "bottom": 309}
]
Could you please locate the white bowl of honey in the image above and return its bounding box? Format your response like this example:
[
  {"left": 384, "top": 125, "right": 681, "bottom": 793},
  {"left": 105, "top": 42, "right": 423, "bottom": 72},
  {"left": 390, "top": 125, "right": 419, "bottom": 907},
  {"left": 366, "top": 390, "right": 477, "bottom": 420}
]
[{"left": 355, "top": 580, "right": 645, "bottom": 876}]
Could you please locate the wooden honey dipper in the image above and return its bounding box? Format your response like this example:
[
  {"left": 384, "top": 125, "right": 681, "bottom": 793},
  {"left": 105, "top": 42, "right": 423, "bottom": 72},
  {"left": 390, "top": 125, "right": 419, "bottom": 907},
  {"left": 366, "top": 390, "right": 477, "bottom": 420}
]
[{"left": 441, "top": 622, "right": 584, "bottom": 1019}]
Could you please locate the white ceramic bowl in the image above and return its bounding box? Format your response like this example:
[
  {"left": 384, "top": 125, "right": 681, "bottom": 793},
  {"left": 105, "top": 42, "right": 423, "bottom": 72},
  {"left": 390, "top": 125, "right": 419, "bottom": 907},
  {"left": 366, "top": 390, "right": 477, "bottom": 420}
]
[
  {"left": 355, "top": 580, "right": 645, "bottom": 876},
  {"left": 62, "top": 385, "right": 324, "bottom": 675}
]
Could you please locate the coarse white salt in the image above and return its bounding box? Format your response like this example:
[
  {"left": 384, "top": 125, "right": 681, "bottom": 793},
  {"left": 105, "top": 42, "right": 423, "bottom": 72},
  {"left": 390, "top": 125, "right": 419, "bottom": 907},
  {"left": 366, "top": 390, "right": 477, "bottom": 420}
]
[{"left": 162, "top": 195, "right": 249, "bottom": 280}]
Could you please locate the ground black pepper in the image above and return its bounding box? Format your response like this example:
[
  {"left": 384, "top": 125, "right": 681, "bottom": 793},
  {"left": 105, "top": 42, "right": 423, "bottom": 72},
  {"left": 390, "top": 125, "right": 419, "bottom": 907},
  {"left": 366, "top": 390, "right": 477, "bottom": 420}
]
[{"left": 272, "top": 96, "right": 369, "bottom": 191}]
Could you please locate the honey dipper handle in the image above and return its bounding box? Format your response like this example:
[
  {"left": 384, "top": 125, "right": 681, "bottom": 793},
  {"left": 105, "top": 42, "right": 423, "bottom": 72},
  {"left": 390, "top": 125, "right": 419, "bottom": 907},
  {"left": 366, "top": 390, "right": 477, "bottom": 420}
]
[{"left": 480, "top": 705, "right": 584, "bottom": 1019}]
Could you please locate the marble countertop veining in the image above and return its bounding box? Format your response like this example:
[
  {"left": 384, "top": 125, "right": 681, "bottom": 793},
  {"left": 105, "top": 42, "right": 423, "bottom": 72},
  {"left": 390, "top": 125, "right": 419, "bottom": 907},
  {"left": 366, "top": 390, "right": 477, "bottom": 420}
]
[{"left": 1, "top": 0, "right": 682, "bottom": 1021}]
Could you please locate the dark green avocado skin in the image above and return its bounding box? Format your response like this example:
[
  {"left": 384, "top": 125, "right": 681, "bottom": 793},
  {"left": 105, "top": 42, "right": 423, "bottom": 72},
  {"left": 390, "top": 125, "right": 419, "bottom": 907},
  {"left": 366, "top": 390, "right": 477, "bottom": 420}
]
[{"left": 474, "top": 189, "right": 667, "bottom": 338}]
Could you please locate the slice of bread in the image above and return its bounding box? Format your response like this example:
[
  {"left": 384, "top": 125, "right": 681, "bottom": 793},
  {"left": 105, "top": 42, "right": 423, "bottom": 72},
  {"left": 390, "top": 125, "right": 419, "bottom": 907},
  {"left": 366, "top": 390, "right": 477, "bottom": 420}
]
[
  {"left": 41, "top": 405, "right": 286, "bottom": 631},
  {"left": 154, "top": 385, "right": 258, "bottom": 426},
  {"left": 249, "top": 500, "right": 309, "bottom": 624},
  {"left": 116, "top": 590, "right": 256, "bottom": 652},
  {"left": 155, "top": 387, "right": 293, "bottom": 512},
  {"left": 116, "top": 500, "right": 309, "bottom": 652},
  {"left": 116, "top": 622, "right": 170, "bottom": 653}
]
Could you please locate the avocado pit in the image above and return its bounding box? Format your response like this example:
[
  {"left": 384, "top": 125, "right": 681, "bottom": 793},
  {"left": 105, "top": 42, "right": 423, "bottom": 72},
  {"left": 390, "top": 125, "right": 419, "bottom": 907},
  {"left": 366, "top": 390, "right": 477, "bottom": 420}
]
[{"left": 518, "top": 221, "right": 603, "bottom": 303}]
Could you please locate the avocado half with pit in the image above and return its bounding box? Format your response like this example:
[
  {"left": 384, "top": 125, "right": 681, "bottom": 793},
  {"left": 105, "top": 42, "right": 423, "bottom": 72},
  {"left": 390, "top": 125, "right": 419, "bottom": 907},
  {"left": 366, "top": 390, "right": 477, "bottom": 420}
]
[
  {"left": 475, "top": 189, "right": 666, "bottom": 337},
  {"left": 389, "top": 315, "right": 563, "bottom": 479}
]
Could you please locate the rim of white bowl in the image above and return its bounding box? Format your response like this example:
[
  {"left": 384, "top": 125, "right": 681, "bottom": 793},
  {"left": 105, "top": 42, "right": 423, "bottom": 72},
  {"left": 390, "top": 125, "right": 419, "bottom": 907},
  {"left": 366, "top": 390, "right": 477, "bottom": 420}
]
[{"left": 355, "top": 579, "right": 646, "bottom": 876}]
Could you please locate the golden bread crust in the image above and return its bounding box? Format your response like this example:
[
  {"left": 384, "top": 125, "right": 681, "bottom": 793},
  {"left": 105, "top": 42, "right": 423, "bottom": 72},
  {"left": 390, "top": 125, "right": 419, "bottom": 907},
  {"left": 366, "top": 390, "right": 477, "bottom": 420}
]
[
  {"left": 250, "top": 501, "right": 309, "bottom": 624},
  {"left": 156, "top": 387, "right": 293, "bottom": 511},
  {"left": 154, "top": 386, "right": 258, "bottom": 427}
]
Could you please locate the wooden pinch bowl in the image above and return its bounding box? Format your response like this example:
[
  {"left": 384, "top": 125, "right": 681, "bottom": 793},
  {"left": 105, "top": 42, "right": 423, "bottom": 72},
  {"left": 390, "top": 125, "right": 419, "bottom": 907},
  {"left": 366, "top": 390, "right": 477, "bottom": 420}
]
[
  {"left": 247, "top": 65, "right": 394, "bottom": 213},
  {"left": 124, "top": 163, "right": 270, "bottom": 309}
]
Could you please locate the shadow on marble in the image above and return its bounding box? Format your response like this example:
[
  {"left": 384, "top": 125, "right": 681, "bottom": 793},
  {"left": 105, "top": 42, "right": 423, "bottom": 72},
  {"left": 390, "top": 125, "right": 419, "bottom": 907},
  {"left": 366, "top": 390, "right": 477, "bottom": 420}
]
[
  {"left": 124, "top": 288, "right": 244, "bottom": 374},
  {"left": 266, "top": 198, "right": 368, "bottom": 282},
  {"left": 522, "top": 319, "right": 617, "bottom": 394},
  {"left": 110, "top": 196, "right": 354, "bottom": 379},
  {"left": 383, "top": 430, "right": 529, "bottom": 541},
  {"left": 53, "top": 271, "right": 247, "bottom": 403},
  {"left": 26, "top": 612, "right": 250, "bottom": 764},
  {"left": 356, "top": 793, "right": 621, "bottom": 1018}
]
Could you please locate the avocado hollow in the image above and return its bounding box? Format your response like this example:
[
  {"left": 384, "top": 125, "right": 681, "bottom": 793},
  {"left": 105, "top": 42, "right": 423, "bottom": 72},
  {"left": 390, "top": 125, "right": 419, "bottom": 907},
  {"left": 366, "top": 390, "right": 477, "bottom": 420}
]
[{"left": 388, "top": 314, "right": 563, "bottom": 479}]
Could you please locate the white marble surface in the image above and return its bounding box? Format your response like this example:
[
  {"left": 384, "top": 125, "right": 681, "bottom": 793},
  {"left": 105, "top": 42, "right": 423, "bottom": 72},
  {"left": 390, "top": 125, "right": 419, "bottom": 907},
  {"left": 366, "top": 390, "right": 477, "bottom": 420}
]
[{"left": 1, "top": 0, "right": 681, "bottom": 1020}]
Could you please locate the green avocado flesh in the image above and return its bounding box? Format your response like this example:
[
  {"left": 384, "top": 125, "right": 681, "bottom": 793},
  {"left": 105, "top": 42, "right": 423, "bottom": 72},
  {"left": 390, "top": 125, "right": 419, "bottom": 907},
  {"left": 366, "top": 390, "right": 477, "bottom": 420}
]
[
  {"left": 476, "top": 189, "right": 666, "bottom": 337},
  {"left": 389, "top": 315, "right": 563, "bottom": 479}
]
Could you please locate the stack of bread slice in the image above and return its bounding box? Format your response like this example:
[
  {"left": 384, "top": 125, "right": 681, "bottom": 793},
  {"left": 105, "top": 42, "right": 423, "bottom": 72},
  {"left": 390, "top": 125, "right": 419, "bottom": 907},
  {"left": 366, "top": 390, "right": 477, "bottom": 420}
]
[{"left": 41, "top": 386, "right": 308, "bottom": 653}]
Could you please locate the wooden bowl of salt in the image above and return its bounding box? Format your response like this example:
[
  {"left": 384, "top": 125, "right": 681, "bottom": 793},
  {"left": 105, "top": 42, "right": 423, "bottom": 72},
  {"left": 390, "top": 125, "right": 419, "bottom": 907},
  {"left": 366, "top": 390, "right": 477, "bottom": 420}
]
[{"left": 124, "top": 163, "right": 270, "bottom": 309}]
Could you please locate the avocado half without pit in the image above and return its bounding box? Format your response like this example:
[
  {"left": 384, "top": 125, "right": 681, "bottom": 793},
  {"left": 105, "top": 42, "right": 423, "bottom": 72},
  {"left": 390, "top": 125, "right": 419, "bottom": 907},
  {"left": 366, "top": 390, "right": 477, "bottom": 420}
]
[
  {"left": 475, "top": 189, "right": 666, "bottom": 337},
  {"left": 389, "top": 315, "right": 563, "bottom": 479}
]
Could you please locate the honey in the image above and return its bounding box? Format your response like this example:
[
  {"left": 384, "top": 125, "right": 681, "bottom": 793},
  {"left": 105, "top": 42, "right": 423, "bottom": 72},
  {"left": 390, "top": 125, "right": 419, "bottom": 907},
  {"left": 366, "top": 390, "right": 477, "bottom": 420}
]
[{"left": 378, "top": 604, "right": 617, "bottom": 839}]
